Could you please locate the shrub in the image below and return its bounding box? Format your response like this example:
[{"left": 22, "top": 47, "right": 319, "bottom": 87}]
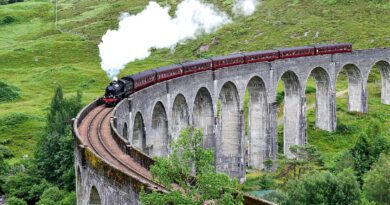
[
  {"left": 363, "top": 154, "right": 390, "bottom": 205},
  {"left": 258, "top": 174, "right": 275, "bottom": 189},
  {"left": 5, "top": 197, "right": 26, "bottom": 205},
  {"left": 262, "top": 190, "right": 288, "bottom": 204},
  {"left": 38, "top": 187, "right": 65, "bottom": 203},
  {"left": 3, "top": 173, "right": 50, "bottom": 204},
  {"left": 0, "top": 0, "right": 23, "bottom": 5},
  {"left": 59, "top": 192, "right": 76, "bottom": 205},
  {"left": 284, "top": 169, "right": 361, "bottom": 205},
  {"left": 276, "top": 91, "right": 284, "bottom": 105},
  {"left": 0, "top": 81, "right": 20, "bottom": 103},
  {"left": 305, "top": 86, "right": 316, "bottom": 94},
  {"left": 1, "top": 16, "right": 15, "bottom": 24}
]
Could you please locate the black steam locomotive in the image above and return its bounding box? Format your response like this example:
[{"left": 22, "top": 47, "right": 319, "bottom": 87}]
[{"left": 103, "top": 43, "right": 352, "bottom": 106}]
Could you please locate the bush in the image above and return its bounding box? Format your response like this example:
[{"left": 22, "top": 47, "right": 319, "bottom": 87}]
[
  {"left": 262, "top": 190, "right": 288, "bottom": 204},
  {"left": 3, "top": 172, "right": 50, "bottom": 204},
  {"left": 5, "top": 197, "right": 26, "bottom": 205},
  {"left": 284, "top": 169, "right": 361, "bottom": 205},
  {"left": 38, "top": 187, "right": 65, "bottom": 203},
  {"left": 59, "top": 192, "right": 76, "bottom": 205},
  {"left": 36, "top": 199, "right": 56, "bottom": 205},
  {"left": 0, "top": 0, "right": 23, "bottom": 5},
  {"left": 0, "top": 113, "right": 31, "bottom": 132},
  {"left": 0, "top": 81, "right": 20, "bottom": 103},
  {"left": 363, "top": 154, "right": 390, "bottom": 205},
  {"left": 276, "top": 91, "right": 284, "bottom": 105},
  {"left": 305, "top": 86, "right": 316, "bottom": 94},
  {"left": 258, "top": 174, "right": 275, "bottom": 190},
  {"left": 1, "top": 16, "right": 15, "bottom": 24},
  {"left": 350, "top": 131, "right": 389, "bottom": 184}
]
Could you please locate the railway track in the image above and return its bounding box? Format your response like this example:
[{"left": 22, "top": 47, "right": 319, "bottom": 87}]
[
  {"left": 79, "top": 105, "right": 165, "bottom": 191},
  {"left": 76, "top": 103, "right": 273, "bottom": 205}
]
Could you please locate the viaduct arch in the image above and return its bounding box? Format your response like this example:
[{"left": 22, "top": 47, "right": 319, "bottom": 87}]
[
  {"left": 120, "top": 48, "right": 390, "bottom": 177},
  {"left": 74, "top": 48, "right": 390, "bottom": 204}
]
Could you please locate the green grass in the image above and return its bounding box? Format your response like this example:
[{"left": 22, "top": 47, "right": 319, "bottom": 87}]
[{"left": 0, "top": 0, "right": 389, "bottom": 164}]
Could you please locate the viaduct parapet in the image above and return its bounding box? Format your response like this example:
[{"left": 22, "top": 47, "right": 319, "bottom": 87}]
[{"left": 74, "top": 48, "right": 389, "bottom": 204}]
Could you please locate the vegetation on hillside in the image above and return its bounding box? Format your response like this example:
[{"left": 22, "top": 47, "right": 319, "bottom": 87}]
[
  {"left": 0, "top": 0, "right": 389, "bottom": 203},
  {"left": 0, "top": 0, "right": 389, "bottom": 160},
  {"left": 141, "top": 128, "right": 243, "bottom": 205},
  {"left": 0, "top": 87, "right": 80, "bottom": 204},
  {"left": 244, "top": 120, "right": 390, "bottom": 204}
]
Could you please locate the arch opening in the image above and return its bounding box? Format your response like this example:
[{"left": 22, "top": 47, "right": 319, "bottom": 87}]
[
  {"left": 151, "top": 102, "right": 169, "bottom": 156},
  {"left": 306, "top": 67, "right": 333, "bottom": 131},
  {"left": 337, "top": 64, "right": 364, "bottom": 112},
  {"left": 133, "top": 112, "right": 146, "bottom": 153},
  {"left": 217, "top": 82, "right": 242, "bottom": 177},
  {"left": 246, "top": 76, "right": 268, "bottom": 169},
  {"left": 369, "top": 61, "right": 390, "bottom": 105},
  {"left": 193, "top": 87, "right": 215, "bottom": 149},
  {"left": 278, "top": 71, "right": 302, "bottom": 157},
  {"left": 171, "top": 94, "right": 190, "bottom": 141},
  {"left": 88, "top": 186, "right": 102, "bottom": 205}
]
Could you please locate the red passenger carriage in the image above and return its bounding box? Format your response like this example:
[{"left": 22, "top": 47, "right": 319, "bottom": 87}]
[
  {"left": 182, "top": 59, "right": 212, "bottom": 75},
  {"left": 155, "top": 64, "right": 183, "bottom": 82},
  {"left": 211, "top": 54, "right": 245, "bottom": 70},
  {"left": 279, "top": 46, "right": 316, "bottom": 59},
  {"left": 243, "top": 50, "right": 280, "bottom": 63},
  {"left": 315, "top": 43, "right": 352, "bottom": 55},
  {"left": 102, "top": 43, "right": 354, "bottom": 106}
]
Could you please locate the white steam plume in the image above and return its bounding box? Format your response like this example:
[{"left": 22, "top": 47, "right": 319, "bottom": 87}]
[
  {"left": 233, "top": 0, "right": 260, "bottom": 16},
  {"left": 99, "top": 0, "right": 231, "bottom": 80}
]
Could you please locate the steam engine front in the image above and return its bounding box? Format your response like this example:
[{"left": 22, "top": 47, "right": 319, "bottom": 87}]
[{"left": 102, "top": 43, "right": 352, "bottom": 106}]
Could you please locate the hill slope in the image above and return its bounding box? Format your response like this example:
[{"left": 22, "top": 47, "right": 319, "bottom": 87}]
[{"left": 0, "top": 0, "right": 389, "bottom": 162}]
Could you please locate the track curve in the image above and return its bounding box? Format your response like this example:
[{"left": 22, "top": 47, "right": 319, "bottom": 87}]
[
  {"left": 74, "top": 101, "right": 274, "bottom": 204},
  {"left": 78, "top": 104, "right": 166, "bottom": 192}
]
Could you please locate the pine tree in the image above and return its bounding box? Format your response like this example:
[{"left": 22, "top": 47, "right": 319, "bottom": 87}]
[{"left": 35, "top": 86, "right": 83, "bottom": 190}]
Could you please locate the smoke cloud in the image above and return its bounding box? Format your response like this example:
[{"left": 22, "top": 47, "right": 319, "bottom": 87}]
[
  {"left": 233, "top": 0, "right": 260, "bottom": 16},
  {"left": 99, "top": 0, "right": 231, "bottom": 80}
]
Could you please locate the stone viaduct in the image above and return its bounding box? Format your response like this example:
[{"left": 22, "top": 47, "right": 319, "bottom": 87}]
[
  {"left": 114, "top": 48, "right": 390, "bottom": 180},
  {"left": 74, "top": 48, "right": 389, "bottom": 204}
]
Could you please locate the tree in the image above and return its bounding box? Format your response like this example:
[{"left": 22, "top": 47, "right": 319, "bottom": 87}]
[
  {"left": 3, "top": 171, "right": 50, "bottom": 204},
  {"left": 275, "top": 144, "right": 324, "bottom": 186},
  {"left": 140, "top": 128, "right": 243, "bottom": 205},
  {"left": 35, "top": 86, "right": 83, "bottom": 190},
  {"left": 363, "top": 153, "right": 390, "bottom": 205},
  {"left": 284, "top": 169, "right": 361, "bottom": 205},
  {"left": 349, "top": 123, "right": 389, "bottom": 185}
]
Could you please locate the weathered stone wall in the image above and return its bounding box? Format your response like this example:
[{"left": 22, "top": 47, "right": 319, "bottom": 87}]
[
  {"left": 114, "top": 48, "right": 390, "bottom": 180},
  {"left": 73, "top": 101, "right": 142, "bottom": 205},
  {"left": 75, "top": 147, "right": 140, "bottom": 205}
]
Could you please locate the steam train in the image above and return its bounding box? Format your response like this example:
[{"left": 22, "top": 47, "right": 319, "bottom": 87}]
[{"left": 102, "top": 43, "right": 352, "bottom": 106}]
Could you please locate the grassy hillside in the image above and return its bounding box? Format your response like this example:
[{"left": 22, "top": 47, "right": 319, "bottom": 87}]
[{"left": 0, "top": 0, "right": 389, "bottom": 164}]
